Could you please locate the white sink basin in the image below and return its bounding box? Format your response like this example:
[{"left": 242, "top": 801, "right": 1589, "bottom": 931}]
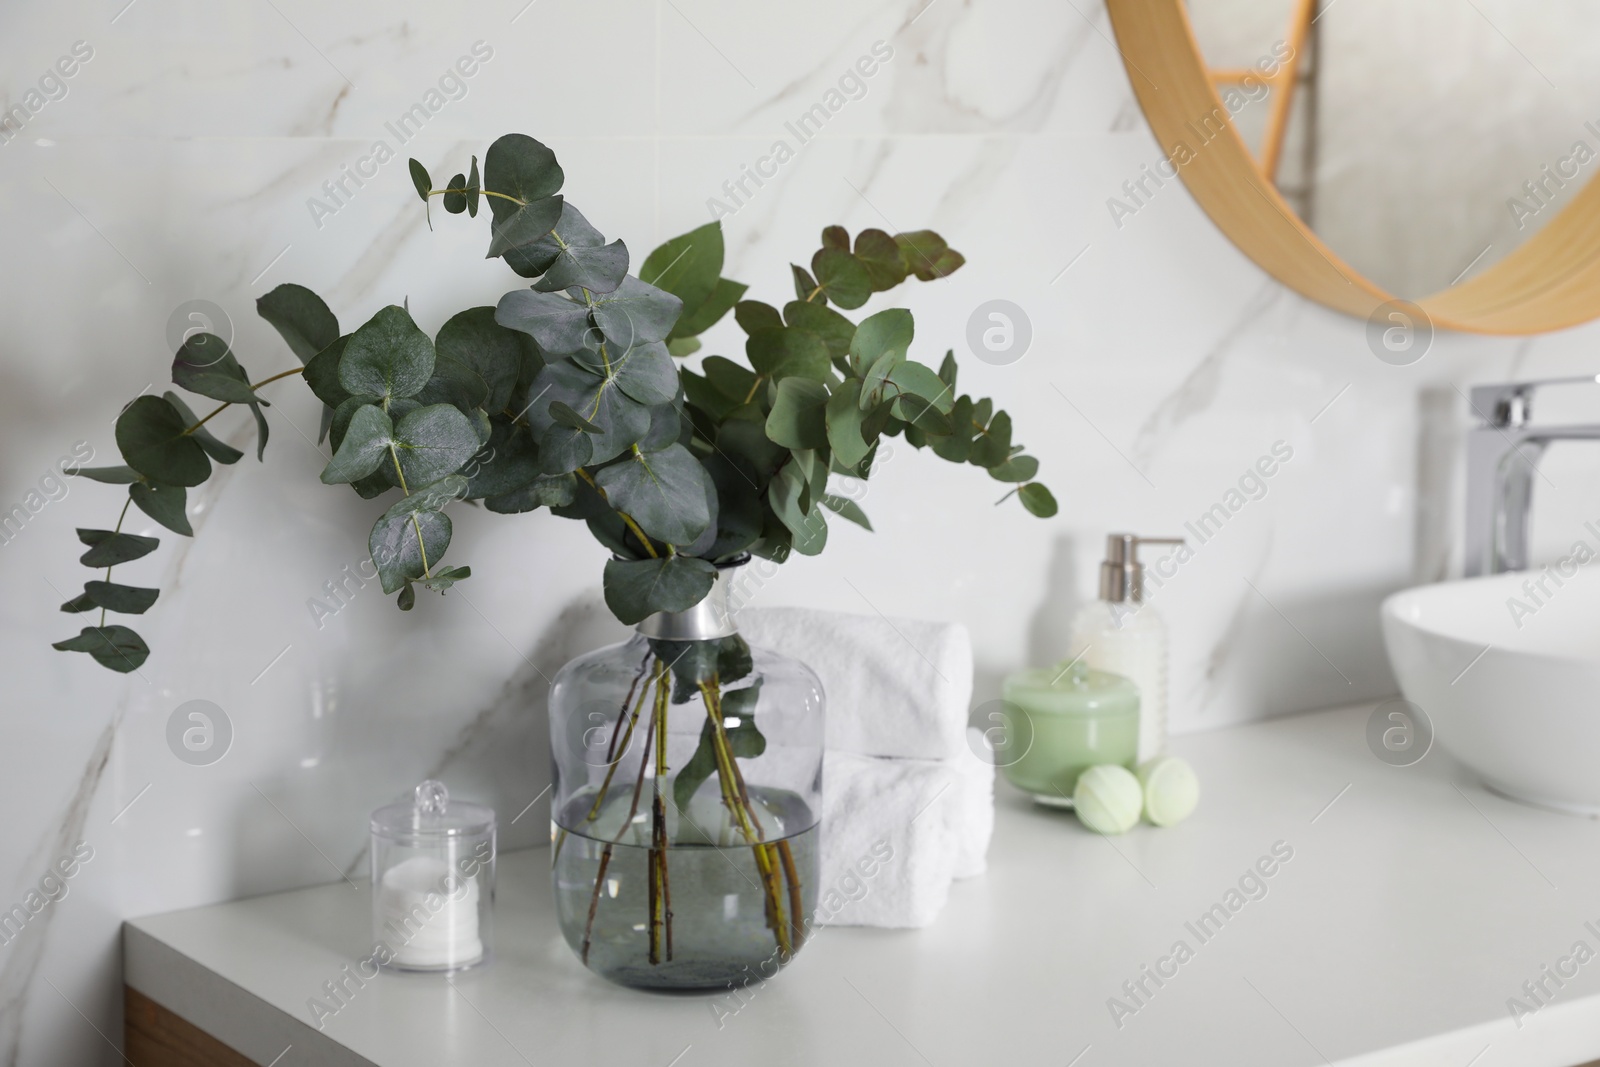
[{"left": 1382, "top": 568, "right": 1600, "bottom": 814}]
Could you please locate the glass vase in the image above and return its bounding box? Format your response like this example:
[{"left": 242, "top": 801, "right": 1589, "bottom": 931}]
[{"left": 548, "top": 563, "right": 824, "bottom": 990}]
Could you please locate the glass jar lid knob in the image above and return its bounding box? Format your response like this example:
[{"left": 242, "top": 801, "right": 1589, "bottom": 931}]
[{"left": 415, "top": 779, "right": 449, "bottom": 816}]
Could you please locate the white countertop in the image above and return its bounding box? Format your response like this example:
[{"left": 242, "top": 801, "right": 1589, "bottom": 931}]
[{"left": 124, "top": 704, "right": 1600, "bottom": 1067}]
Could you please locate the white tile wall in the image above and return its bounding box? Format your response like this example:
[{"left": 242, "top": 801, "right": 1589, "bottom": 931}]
[{"left": 3, "top": 1, "right": 1597, "bottom": 1062}]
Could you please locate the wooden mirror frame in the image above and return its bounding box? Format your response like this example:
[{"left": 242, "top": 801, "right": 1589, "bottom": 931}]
[{"left": 1106, "top": 0, "right": 1600, "bottom": 335}]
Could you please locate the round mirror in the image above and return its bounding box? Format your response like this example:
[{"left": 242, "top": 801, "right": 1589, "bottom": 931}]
[{"left": 1107, "top": 0, "right": 1600, "bottom": 335}]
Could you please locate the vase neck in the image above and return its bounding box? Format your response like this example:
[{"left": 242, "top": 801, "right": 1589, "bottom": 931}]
[{"left": 634, "top": 564, "right": 740, "bottom": 641}]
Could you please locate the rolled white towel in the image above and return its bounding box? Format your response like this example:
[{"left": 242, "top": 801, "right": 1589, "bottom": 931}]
[
  {"left": 814, "top": 732, "right": 994, "bottom": 929},
  {"left": 739, "top": 607, "right": 973, "bottom": 762}
]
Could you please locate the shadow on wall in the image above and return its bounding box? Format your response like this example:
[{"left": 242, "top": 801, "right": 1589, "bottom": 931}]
[
  {"left": 969, "top": 532, "right": 1081, "bottom": 717},
  {"left": 229, "top": 588, "right": 630, "bottom": 898},
  {"left": 1414, "top": 387, "right": 1463, "bottom": 585},
  {"left": 1222, "top": 581, "right": 1401, "bottom": 721}
]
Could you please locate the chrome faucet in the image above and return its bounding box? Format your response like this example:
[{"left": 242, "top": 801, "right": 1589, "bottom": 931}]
[{"left": 1463, "top": 376, "right": 1600, "bottom": 577}]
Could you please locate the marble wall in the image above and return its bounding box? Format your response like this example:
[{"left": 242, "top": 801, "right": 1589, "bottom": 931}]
[{"left": 4, "top": 1, "right": 1600, "bottom": 1062}]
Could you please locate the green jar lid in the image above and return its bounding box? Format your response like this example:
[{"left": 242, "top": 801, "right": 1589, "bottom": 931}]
[{"left": 1001, "top": 660, "right": 1139, "bottom": 715}]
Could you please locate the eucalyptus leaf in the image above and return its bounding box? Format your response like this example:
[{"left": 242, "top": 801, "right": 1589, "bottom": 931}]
[
  {"left": 60, "top": 592, "right": 96, "bottom": 613},
  {"left": 970, "top": 410, "right": 1013, "bottom": 468},
  {"left": 930, "top": 395, "right": 975, "bottom": 463},
  {"left": 717, "top": 418, "right": 787, "bottom": 488},
  {"left": 52, "top": 625, "right": 149, "bottom": 672},
  {"left": 746, "top": 327, "right": 831, "bottom": 382},
  {"left": 128, "top": 482, "right": 191, "bottom": 536},
  {"left": 162, "top": 392, "right": 244, "bottom": 465},
  {"left": 538, "top": 423, "right": 594, "bottom": 475},
  {"left": 820, "top": 493, "right": 872, "bottom": 530},
  {"left": 257, "top": 283, "right": 339, "bottom": 363},
  {"left": 703, "top": 356, "right": 758, "bottom": 405},
  {"left": 886, "top": 361, "right": 955, "bottom": 413},
  {"left": 849, "top": 308, "right": 913, "bottom": 375},
  {"left": 484, "top": 134, "right": 565, "bottom": 257},
  {"left": 892, "top": 394, "right": 952, "bottom": 435},
  {"left": 718, "top": 634, "right": 754, "bottom": 683},
  {"left": 858, "top": 348, "right": 905, "bottom": 410},
  {"left": 321, "top": 405, "right": 393, "bottom": 484},
  {"left": 82, "top": 580, "right": 159, "bottom": 614},
  {"left": 329, "top": 393, "right": 386, "bottom": 452},
  {"left": 495, "top": 288, "right": 592, "bottom": 353},
  {"left": 811, "top": 249, "right": 871, "bottom": 310},
  {"left": 1019, "top": 482, "right": 1058, "bottom": 517},
  {"left": 408, "top": 158, "right": 431, "bottom": 202},
  {"left": 549, "top": 400, "right": 603, "bottom": 433},
  {"left": 461, "top": 420, "right": 541, "bottom": 498},
  {"left": 765, "top": 378, "right": 829, "bottom": 450},
  {"left": 369, "top": 508, "right": 452, "bottom": 594},
  {"left": 525, "top": 204, "right": 628, "bottom": 294},
  {"left": 682, "top": 370, "right": 733, "bottom": 421},
  {"left": 792, "top": 264, "right": 820, "bottom": 303},
  {"left": 607, "top": 340, "right": 678, "bottom": 406},
  {"left": 389, "top": 404, "right": 482, "bottom": 489},
  {"left": 854, "top": 228, "right": 907, "bottom": 290},
  {"left": 681, "top": 455, "right": 722, "bottom": 558},
  {"left": 350, "top": 471, "right": 395, "bottom": 500},
  {"left": 172, "top": 334, "right": 258, "bottom": 404},
  {"left": 339, "top": 305, "right": 436, "bottom": 400},
  {"left": 671, "top": 277, "right": 747, "bottom": 339},
  {"left": 735, "top": 300, "right": 783, "bottom": 334},
  {"left": 437, "top": 307, "right": 534, "bottom": 414},
  {"left": 821, "top": 225, "right": 850, "bottom": 252},
  {"left": 825, "top": 379, "right": 872, "bottom": 470},
  {"left": 77, "top": 529, "right": 159, "bottom": 567},
  {"left": 767, "top": 460, "right": 827, "bottom": 555},
  {"left": 422, "top": 564, "right": 471, "bottom": 592},
  {"left": 539, "top": 237, "right": 628, "bottom": 295},
  {"left": 783, "top": 301, "right": 856, "bottom": 362},
  {"left": 485, "top": 472, "right": 577, "bottom": 513},
  {"left": 638, "top": 402, "right": 685, "bottom": 453},
  {"left": 640, "top": 221, "right": 722, "bottom": 314},
  {"left": 66, "top": 465, "right": 140, "bottom": 484},
  {"left": 383, "top": 474, "right": 468, "bottom": 522},
  {"left": 700, "top": 457, "right": 761, "bottom": 557},
  {"left": 989, "top": 453, "right": 1039, "bottom": 483},
  {"left": 589, "top": 276, "right": 684, "bottom": 348},
  {"left": 444, "top": 172, "right": 467, "bottom": 213},
  {"left": 602, "top": 555, "right": 718, "bottom": 625},
  {"left": 651, "top": 637, "right": 719, "bottom": 704},
  {"left": 303, "top": 336, "right": 352, "bottom": 410},
  {"left": 466, "top": 155, "right": 480, "bottom": 217},
  {"left": 594, "top": 443, "right": 712, "bottom": 545},
  {"left": 895, "top": 230, "right": 965, "bottom": 280},
  {"left": 415, "top": 351, "right": 490, "bottom": 412},
  {"left": 667, "top": 337, "right": 701, "bottom": 358},
  {"left": 116, "top": 396, "right": 211, "bottom": 488},
  {"left": 673, "top": 692, "right": 766, "bottom": 812},
  {"left": 537, "top": 361, "right": 651, "bottom": 464}
]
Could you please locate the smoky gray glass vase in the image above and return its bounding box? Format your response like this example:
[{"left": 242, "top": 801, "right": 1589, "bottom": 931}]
[{"left": 548, "top": 565, "right": 825, "bottom": 990}]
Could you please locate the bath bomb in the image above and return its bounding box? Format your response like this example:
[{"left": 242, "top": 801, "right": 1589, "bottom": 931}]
[
  {"left": 1138, "top": 756, "right": 1199, "bottom": 827},
  {"left": 1073, "top": 765, "right": 1143, "bottom": 834}
]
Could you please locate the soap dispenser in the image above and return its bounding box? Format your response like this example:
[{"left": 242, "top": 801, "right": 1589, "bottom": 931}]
[{"left": 1068, "top": 533, "right": 1182, "bottom": 763}]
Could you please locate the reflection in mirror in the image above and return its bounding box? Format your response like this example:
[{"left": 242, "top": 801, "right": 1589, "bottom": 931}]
[{"left": 1185, "top": 0, "right": 1600, "bottom": 299}]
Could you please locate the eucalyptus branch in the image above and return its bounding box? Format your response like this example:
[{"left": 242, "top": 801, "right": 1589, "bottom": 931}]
[
  {"left": 427, "top": 187, "right": 523, "bottom": 205},
  {"left": 182, "top": 366, "right": 306, "bottom": 436},
  {"left": 576, "top": 467, "right": 660, "bottom": 560},
  {"left": 98, "top": 497, "right": 133, "bottom": 629}
]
